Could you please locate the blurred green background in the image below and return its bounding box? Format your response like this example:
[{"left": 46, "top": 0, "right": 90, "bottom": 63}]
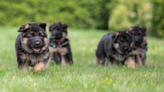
[{"left": 0, "top": 0, "right": 163, "bottom": 37}]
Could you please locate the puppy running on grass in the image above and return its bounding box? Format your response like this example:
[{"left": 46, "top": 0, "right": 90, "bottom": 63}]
[
  {"left": 15, "top": 22, "right": 49, "bottom": 73},
  {"left": 94, "top": 30, "right": 135, "bottom": 68}
]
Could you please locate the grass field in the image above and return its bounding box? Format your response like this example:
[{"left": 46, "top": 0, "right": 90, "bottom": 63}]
[{"left": 0, "top": 26, "right": 164, "bottom": 92}]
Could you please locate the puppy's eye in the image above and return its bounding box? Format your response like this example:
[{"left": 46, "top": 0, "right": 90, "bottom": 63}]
[
  {"left": 117, "top": 40, "right": 121, "bottom": 43},
  {"left": 57, "top": 28, "right": 60, "bottom": 30},
  {"left": 126, "top": 38, "right": 129, "bottom": 41},
  {"left": 39, "top": 33, "right": 42, "bottom": 36},
  {"left": 23, "top": 35, "right": 28, "bottom": 38},
  {"left": 138, "top": 33, "right": 141, "bottom": 35},
  {"left": 31, "top": 33, "right": 35, "bottom": 36},
  {"left": 121, "top": 40, "right": 124, "bottom": 42}
]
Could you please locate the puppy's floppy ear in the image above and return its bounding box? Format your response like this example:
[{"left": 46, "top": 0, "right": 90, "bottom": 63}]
[
  {"left": 112, "top": 32, "right": 119, "bottom": 42},
  {"left": 18, "top": 23, "right": 30, "bottom": 32},
  {"left": 38, "top": 23, "right": 46, "bottom": 31},
  {"left": 60, "top": 22, "right": 68, "bottom": 29},
  {"left": 139, "top": 26, "right": 146, "bottom": 32}
]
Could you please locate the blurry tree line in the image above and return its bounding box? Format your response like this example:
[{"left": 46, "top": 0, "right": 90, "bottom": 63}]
[{"left": 0, "top": 0, "right": 163, "bottom": 37}]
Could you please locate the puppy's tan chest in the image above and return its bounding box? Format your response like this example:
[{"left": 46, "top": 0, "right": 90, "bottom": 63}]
[
  {"left": 21, "top": 53, "right": 48, "bottom": 65},
  {"left": 112, "top": 54, "right": 124, "bottom": 61},
  {"left": 52, "top": 47, "right": 67, "bottom": 55},
  {"left": 112, "top": 52, "right": 133, "bottom": 62},
  {"left": 133, "top": 49, "right": 146, "bottom": 58}
]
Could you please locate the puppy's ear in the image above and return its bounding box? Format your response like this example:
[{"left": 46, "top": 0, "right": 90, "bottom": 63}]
[
  {"left": 112, "top": 32, "right": 119, "bottom": 42},
  {"left": 127, "top": 30, "right": 133, "bottom": 35},
  {"left": 139, "top": 26, "right": 146, "bottom": 32},
  {"left": 49, "top": 23, "right": 53, "bottom": 31},
  {"left": 125, "top": 30, "right": 132, "bottom": 37},
  {"left": 128, "top": 27, "right": 133, "bottom": 31},
  {"left": 18, "top": 23, "right": 30, "bottom": 32},
  {"left": 38, "top": 23, "right": 46, "bottom": 31},
  {"left": 60, "top": 22, "right": 68, "bottom": 30}
]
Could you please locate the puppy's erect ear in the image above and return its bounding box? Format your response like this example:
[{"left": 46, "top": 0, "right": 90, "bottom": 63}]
[
  {"left": 112, "top": 32, "right": 119, "bottom": 42},
  {"left": 127, "top": 30, "right": 133, "bottom": 35},
  {"left": 60, "top": 22, "right": 68, "bottom": 30},
  {"left": 18, "top": 23, "right": 30, "bottom": 32},
  {"left": 125, "top": 30, "right": 132, "bottom": 37},
  {"left": 38, "top": 23, "right": 46, "bottom": 31},
  {"left": 139, "top": 26, "right": 146, "bottom": 32},
  {"left": 128, "top": 27, "right": 133, "bottom": 31}
]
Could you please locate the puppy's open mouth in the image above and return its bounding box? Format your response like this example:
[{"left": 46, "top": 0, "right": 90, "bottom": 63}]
[{"left": 33, "top": 48, "right": 41, "bottom": 52}]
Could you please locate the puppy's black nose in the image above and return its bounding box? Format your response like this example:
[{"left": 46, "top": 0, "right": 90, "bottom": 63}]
[
  {"left": 51, "top": 35, "right": 56, "bottom": 38},
  {"left": 124, "top": 46, "right": 128, "bottom": 50},
  {"left": 35, "top": 41, "right": 40, "bottom": 46},
  {"left": 135, "top": 39, "right": 139, "bottom": 41},
  {"left": 52, "top": 34, "right": 56, "bottom": 36},
  {"left": 52, "top": 32, "right": 57, "bottom": 37}
]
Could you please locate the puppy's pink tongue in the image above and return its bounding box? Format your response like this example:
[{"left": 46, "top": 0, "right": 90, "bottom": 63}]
[{"left": 34, "top": 48, "right": 40, "bottom": 52}]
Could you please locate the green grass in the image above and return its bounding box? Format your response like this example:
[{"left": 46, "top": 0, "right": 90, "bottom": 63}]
[{"left": 0, "top": 26, "right": 164, "bottom": 92}]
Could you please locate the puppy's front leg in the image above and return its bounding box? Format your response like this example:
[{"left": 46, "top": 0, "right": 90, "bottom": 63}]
[
  {"left": 135, "top": 54, "right": 142, "bottom": 67},
  {"left": 142, "top": 53, "right": 147, "bottom": 66},
  {"left": 33, "top": 61, "right": 47, "bottom": 72},
  {"left": 23, "top": 59, "right": 29, "bottom": 73},
  {"left": 125, "top": 56, "right": 135, "bottom": 68},
  {"left": 61, "top": 55, "right": 67, "bottom": 65},
  {"left": 58, "top": 47, "right": 68, "bottom": 65},
  {"left": 48, "top": 46, "right": 54, "bottom": 65}
]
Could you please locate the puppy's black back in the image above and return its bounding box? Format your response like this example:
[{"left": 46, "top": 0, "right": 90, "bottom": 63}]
[
  {"left": 96, "top": 33, "right": 114, "bottom": 60},
  {"left": 15, "top": 33, "right": 24, "bottom": 66}
]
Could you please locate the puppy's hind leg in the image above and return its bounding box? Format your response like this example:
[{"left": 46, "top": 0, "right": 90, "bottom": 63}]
[
  {"left": 48, "top": 47, "right": 54, "bottom": 65},
  {"left": 94, "top": 56, "right": 100, "bottom": 66}
]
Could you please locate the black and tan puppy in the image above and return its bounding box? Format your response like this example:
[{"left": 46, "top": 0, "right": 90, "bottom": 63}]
[
  {"left": 129, "top": 26, "right": 147, "bottom": 66},
  {"left": 15, "top": 23, "right": 49, "bottom": 73},
  {"left": 94, "top": 31, "right": 135, "bottom": 68},
  {"left": 48, "top": 22, "right": 73, "bottom": 65}
]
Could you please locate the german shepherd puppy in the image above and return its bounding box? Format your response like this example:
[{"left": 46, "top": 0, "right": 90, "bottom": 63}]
[
  {"left": 94, "top": 31, "right": 135, "bottom": 68},
  {"left": 48, "top": 22, "right": 73, "bottom": 65},
  {"left": 15, "top": 23, "right": 49, "bottom": 73},
  {"left": 128, "top": 26, "right": 147, "bottom": 66}
]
